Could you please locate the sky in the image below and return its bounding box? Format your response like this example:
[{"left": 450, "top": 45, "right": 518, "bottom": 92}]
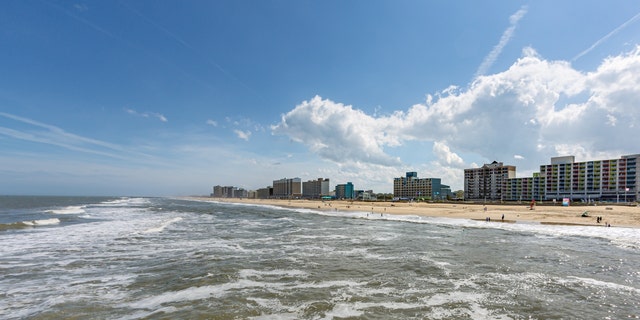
[{"left": 2, "top": 1, "right": 640, "bottom": 196}]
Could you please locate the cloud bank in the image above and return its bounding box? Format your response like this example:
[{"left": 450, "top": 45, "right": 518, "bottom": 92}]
[{"left": 273, "top": 46, "right": 640, "bottom": 183}]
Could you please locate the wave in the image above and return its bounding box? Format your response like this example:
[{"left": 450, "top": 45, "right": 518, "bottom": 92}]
[
  {"left": 142, "top": 217, "right": 183, "bottom": 234},
  {"left": 565, "top": 276, "right": 640, "bottom": 295},
  {"left": 202, "top": 200, "right": 640, "bottom": 250},
  {"left": 46, "top": 206, "right": 86, "bottom": 215},
  {"left": 0, "top": 218, "right": 61, "bottom": 231},
  {"left": 102, "top": 197, "right": 151, "bottom": 206},
  {"left": 273, "top": 206, "right": 640, "bottom": 250}
]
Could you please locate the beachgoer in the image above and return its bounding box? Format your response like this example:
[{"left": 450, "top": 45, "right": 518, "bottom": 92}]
[{"left": 501, "top": 214, "right": 504, "bottom": 221}]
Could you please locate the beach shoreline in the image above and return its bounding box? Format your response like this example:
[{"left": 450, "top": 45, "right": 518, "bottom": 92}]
[{"left": 187, "top": 197, "right": 640, "bottom": 228}]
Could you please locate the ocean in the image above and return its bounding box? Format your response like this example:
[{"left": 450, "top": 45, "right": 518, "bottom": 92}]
[{"left": 1, "top": 196, "right": 639, "bottom": 319}]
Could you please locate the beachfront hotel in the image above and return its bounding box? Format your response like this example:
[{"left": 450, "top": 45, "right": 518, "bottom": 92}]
[
  {"left": 465, "top": 154, "right": 640, "bottom": 202},
  {"left": 272, "top": 177, "right": 302, "bottom": 199},
  {"left": 464, "top": 162, "right": 516, "bottom": 201},
  {"left": 393, "top": 172, "right": 448, "bottom": 200},
  {"left": 538, "top": 154, "right": 639, "bottom": 202},
  {"left": 505, "top": 173, "right": 545, "bottom": 201},
  {"left": 302, "top": 178, "right": 330, "bottom": 199},
  {"left": 335, "top": 182, "right": 355, "bottom": 199},
  {"left": 211, "top": 185, "right": 248, "bottom": 198}
]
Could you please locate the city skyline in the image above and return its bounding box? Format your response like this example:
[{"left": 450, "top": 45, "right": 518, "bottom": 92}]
[{"left": 2, "top": 1, "right": 640, "bottom": 196}]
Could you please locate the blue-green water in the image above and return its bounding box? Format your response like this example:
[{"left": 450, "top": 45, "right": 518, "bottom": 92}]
[{"left": 1, "top": 196, "right": 639, "bottom": 319}]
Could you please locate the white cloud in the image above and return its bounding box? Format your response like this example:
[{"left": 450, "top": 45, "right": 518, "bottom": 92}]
[
  {"left": 234, "top": 129, "right": 251, "bottom": 141},
  {"left": 273, "top": 45, "right": 640, "bottom": 186},
  {"left": 73, "top": 3, "right": 88, "bottom": 12},
  {"left": 271, "top": 96, "right": 402, "bottom": 166},
  {"left": 206, "top": 119, "right": 218, "bottom": 127},
  {"left": 514, "top": 155, "right": 524, "bottom": 160},
  {"left": 126, "top": 108, "right": 168, "bottom": 122},
  {"left": 433, "top": 141, "right": 464, "bottom": 167}
]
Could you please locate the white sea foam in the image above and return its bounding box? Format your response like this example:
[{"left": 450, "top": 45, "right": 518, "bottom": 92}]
[
  {"left": 239, "top": 269, "right": 309, "bottom": 279},
  {"left": 46, "top": 206, "right": 85, "bottom": 214},
  {"left": 21, "top": 218, "right": 60, "bottom": 226},
  {"left": 141, "top": 217, "right": 183, "bottom": 234},
  {"left": 97, "top": 197, "right": 151, "bottom": 207},
  {"left": 128, "top": 279, "right": 283, "bottom": 310},
  {"left": 291, "top": 280, "right": 364, "bottom": 290},
  {"left": 324, "top": 302, "right": 365, "bottom": 318},
  {"left": 291, "top": 207, "right": 640, "bottom": 250},
  {"left": 249, "top": 312, "right": 299, "bottom": 320},
  {"left": 565, "top": 276, "right": 640, "bottom": 294}
]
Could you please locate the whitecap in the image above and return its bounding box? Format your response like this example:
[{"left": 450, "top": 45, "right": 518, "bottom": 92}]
[
  {"left": 141, "top": 217, "right": 182, "bottom": 234},
  {"left": 22, "top": 218, "right": 60, "bottom": 226},
  {"left": 239, "top": 269, "right": 309, "bottom": 279},
  {"left": 127, "top": 279, "right": 280, "bottom": 310},
  {"left": 565, "top": 276, "right": 640, "bottom": 294},
  {"left": 46, "top": 206, "right": 85, "bottom": 215}
]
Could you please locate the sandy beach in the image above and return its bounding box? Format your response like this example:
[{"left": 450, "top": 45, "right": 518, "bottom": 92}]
[{"left": 190, "top": 197, "right": 640, "bottom": 228}]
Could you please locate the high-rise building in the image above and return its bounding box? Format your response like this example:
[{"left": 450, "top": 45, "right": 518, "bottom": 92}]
[
  {"left": 335, "top": 182, "right": 355, "bottom": 199},
  {"left": 272, "top": 178, "right": 302, "bottom": 198},
  {"left": 464, "top": 161, "right": 516, "bottom": 201},
  {"left": 302, "top": 178, "right": 330, "bottom": 199},
  {"left": 256, "top": 186, "right": 273, "bottom": 199},
  {"left": 540, "top": 154, "right": 639, "bottom": 202},
  {"left": 211, "top": 185, "right": 247, "bottom": 198},
  {"left": 393, "top": 172, "right": 443, "bottom": 200},
  {"left": 475, "top": 154, "right": 639, "bottom": 202},
  {"left": 505, "top": 173, "right": 545, "bottom": 201}
]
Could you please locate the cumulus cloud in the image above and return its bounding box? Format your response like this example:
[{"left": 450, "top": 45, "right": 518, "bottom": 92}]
[
  {"left": 271, "top": 96, "right": 402, "bottom": 166},
  {"left": 206, "top": 119, "right": 218, "bottom": 127},
  {"left": 273, "top": 45, "right": 640, "bottom": 181},
  {"left": 433, "top": 141, "right": 464, "bottom": 167}
]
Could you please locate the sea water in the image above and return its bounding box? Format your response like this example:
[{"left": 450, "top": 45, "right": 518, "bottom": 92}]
[{"left": 1, "top": 196, "right": 639, "bottom": 319}]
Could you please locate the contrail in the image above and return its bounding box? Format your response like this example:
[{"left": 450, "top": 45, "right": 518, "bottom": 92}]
[
  {"left": 44, "top": 0, "right": 233, "bottom": 94},
  {"left": 475, "top": 6, "right": 528, "bottom": 78},
  {"left": 0, "top": 112, "right": 156, "bottom": 162},
  {"left": 42, "top": 0, "right": 123, "bottom": 42},
  {"left": 572, "top": 11, "right": 640, "bottom": 62}
]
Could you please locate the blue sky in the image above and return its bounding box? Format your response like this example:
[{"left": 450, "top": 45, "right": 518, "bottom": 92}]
[{"left": 2, "top": 1, "right": 640, "bottom": 196}]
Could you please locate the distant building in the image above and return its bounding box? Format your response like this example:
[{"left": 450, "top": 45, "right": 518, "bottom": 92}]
[
  {"left": 393, "top": 172, "right": 443, "bottom": 200},
  {"left": 439, "top": 184, "right": 453, "bottom": 200},
  {"left": 302, "top": 178, "right": 330, "bottom": 199},
  {"left": 272, "top": 177, "right": 302, "bottom": 198},
  {"left": 256, "top": 186, "right": 273, "bottom": 199},
  {"left": 464, "top": 161, "right": 516, "bottom": 201},
  {"left": 335, "top": 182, "right": 355, "bottom": 199},
  {"left": 356, "top": 190, "right": 376, "bottom": 201},
  {"left": 211, "top": 185, "right": 247, "bottom": 198}
]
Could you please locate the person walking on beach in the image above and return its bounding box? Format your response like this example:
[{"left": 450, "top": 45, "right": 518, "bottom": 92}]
[{"left": 501, "top": 214, "right": 504, "bottom": 221}]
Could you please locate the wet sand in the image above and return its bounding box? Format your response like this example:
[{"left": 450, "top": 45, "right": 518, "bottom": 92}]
[{"left": 190, "top": 197, "right": 640, "bottom": 228}]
